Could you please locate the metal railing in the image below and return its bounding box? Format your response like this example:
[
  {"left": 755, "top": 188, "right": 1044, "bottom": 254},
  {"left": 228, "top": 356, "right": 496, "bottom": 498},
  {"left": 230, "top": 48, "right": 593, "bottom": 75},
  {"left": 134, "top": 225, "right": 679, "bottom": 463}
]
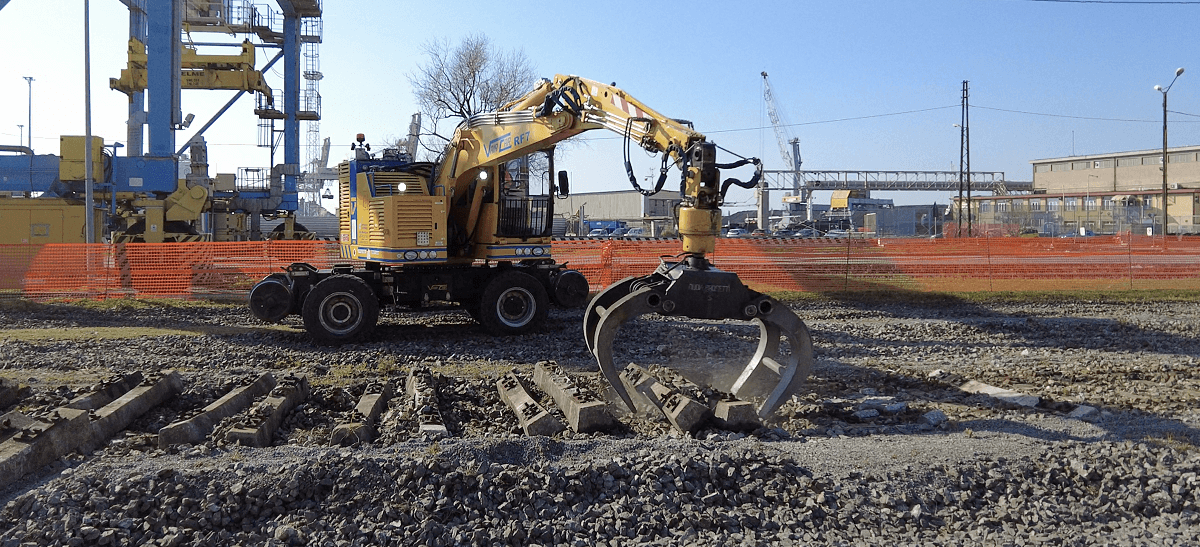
[{"left": 498, "top": 196, "right": 550, "bottom": 238}]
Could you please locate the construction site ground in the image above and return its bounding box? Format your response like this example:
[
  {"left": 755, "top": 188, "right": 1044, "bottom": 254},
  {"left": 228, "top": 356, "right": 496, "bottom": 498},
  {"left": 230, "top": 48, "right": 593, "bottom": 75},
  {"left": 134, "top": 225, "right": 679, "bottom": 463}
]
[{"left": 0, "top": 294, "right": 1199, "bottom": 546}]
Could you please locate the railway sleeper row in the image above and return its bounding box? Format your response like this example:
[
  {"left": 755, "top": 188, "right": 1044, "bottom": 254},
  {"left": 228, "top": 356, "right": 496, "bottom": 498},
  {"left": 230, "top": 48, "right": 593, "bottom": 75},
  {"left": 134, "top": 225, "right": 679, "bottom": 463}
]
[
  {"left": 0, "top": 363, "right": 767, "bottom": 488},
  {"left": 0, "top": 371, "right": 183, "bottom": 490}
]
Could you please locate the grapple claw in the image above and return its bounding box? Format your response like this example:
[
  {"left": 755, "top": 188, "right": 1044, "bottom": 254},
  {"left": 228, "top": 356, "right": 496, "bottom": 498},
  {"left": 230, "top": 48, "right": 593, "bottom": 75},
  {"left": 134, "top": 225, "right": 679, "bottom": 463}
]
[
  {"left": 583, "top": 276, "right": 639, "bottom": 354},
  {"left": 588, "top": 286, "right": 660, "bottom": 413},
  {"left": 582, "top": 256, "right": 815, "bottom": 419}
]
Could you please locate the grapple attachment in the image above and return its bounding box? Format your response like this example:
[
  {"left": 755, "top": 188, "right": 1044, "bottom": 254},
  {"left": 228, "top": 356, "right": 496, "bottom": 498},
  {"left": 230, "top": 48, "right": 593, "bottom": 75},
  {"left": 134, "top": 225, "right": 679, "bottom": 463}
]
[{"left": 584, "top": 255, "right": 814, "bottom": 419}]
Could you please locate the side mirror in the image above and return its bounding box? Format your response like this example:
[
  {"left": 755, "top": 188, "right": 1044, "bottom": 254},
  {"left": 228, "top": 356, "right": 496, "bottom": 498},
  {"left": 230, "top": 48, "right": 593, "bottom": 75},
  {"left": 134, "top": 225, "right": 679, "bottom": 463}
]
[{"left": 557, "top": 170, "right": 569, "bottom": 197}]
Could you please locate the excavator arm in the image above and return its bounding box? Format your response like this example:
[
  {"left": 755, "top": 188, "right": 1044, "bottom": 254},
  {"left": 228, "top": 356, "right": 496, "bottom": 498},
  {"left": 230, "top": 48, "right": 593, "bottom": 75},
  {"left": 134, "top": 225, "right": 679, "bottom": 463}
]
[
  {"left": 441, "top": 75, "right": 812, "bottom": 419},
  {"left": 440, "top": 75, "right": 763, "bottom": 255}
]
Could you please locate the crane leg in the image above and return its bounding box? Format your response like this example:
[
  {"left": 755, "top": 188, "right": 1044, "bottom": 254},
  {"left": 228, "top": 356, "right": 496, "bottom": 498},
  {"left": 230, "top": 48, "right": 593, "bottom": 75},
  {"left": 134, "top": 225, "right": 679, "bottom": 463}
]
[{"left": 583, "top": 255, "right": 814, "bottom": 418}]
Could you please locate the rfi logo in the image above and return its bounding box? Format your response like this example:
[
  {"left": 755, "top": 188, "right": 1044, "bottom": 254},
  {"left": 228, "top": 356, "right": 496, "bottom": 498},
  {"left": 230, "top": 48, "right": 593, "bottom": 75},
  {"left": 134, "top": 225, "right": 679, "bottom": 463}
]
[{"left": 486, "top": 131, "right": 530, "bottom": 158}]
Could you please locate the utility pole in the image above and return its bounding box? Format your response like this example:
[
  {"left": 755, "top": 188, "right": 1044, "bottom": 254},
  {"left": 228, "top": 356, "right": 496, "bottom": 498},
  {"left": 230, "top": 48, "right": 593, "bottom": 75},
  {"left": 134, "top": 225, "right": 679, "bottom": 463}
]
[
  {"left": 959, "top": 81, "right": 972, "bottom": 237},
  {"left": 84, "top": 0, "right": 95, "bottom": 243}
]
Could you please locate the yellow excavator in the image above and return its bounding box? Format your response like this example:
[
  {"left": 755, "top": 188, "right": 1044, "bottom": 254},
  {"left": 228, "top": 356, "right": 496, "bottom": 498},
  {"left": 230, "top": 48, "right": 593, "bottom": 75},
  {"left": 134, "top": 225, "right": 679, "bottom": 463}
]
[{"left": 249, "top": 74, "right": 813, "bottom": 417}]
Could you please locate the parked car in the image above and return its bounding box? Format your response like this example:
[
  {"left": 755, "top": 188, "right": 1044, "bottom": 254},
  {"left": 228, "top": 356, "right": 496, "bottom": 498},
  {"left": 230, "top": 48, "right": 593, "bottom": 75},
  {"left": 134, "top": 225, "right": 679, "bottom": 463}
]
[
  {"left": 749, "top": 229, "right": 770, "bottom": 237},
  {"left": 725, "top": 228, "right": 747, "bottom": 238},
  {"left": 587, "top": 228, "right": 610, "bottom": 238},
  {"left": 776, "top": 228, "right": 819, "bottom": 238},
  {"left": 609, "top": 227, "right": 631, "bottom": 238},
  {"left": 622, "top": 227, "right": 648, "bottom": 238}
]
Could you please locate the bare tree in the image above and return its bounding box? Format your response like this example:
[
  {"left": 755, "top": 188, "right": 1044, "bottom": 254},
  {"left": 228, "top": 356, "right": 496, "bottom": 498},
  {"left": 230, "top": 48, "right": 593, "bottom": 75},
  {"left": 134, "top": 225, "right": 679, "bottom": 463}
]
[{"left": 409, "top": 33, "right": 537, "bottom": 148}]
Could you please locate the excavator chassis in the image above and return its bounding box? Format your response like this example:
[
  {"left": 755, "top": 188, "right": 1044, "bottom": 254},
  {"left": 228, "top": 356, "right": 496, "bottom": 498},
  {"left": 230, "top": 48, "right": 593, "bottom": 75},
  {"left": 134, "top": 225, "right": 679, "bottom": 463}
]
[{"left": 584, "top": 255, "right": 814, "bottom": 419}]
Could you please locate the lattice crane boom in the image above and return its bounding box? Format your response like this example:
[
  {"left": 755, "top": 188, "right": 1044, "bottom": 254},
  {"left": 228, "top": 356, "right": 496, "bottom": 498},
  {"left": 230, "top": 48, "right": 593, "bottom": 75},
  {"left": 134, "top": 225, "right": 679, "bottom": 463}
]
[{"left": 761, "top": 72, "right": 799, "bottom": 172}]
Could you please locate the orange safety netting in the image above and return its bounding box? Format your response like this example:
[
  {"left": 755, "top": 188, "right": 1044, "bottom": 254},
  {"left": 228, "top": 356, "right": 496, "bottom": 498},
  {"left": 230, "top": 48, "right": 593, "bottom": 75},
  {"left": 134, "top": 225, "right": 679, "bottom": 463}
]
[{"left": 1, "top": 236, "right": 1198, "bottom": 301}]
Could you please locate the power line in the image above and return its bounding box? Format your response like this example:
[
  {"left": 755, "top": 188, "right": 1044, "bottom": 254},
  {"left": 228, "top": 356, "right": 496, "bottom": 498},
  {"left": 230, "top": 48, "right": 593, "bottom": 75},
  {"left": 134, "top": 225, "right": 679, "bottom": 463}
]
[
  {"left": 708, "top": 105, "right": 960, "bottom": 134},
  {"left": 975, "top": 104, "right": 1200, "bottom": 123},
  {"left": 1018, "top": 0, "right": 1200, "bottom": 4},
  {"left": 575, "top": 105, "right": 960, "bottom": 141}
]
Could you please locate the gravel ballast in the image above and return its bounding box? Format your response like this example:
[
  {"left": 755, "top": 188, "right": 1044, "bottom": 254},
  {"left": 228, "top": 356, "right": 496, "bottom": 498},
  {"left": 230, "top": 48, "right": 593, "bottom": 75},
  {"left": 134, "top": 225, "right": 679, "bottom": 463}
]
[{"left": 0, "top": 297, "right": 1198, "bottom": 546}]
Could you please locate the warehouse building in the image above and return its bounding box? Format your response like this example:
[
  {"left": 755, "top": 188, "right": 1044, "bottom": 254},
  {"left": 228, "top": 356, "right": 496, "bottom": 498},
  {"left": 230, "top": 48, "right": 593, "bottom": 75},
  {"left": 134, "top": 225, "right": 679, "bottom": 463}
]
[
  {"left": 954, "top": 145, "right": 1200, "bottom": 236},
  {"left": 554, "top": 190, "right": 682, "bottom": 236}
]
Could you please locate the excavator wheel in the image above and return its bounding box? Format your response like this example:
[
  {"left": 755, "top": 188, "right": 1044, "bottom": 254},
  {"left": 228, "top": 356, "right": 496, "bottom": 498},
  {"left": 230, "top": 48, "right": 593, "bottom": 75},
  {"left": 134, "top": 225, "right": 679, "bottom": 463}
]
[
  {"left": 477, "top": 271, "right": 549, "bottom": 335},
  {"left": 301, "top": 274, "right": 379, "bottom": 344}
]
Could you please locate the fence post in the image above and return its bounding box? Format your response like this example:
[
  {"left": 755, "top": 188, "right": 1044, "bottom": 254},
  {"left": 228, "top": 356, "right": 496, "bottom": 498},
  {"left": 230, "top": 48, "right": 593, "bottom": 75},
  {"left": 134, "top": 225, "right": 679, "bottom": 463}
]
[
  {"left": 1127, "top": 231, "right": 1134, "bottom": 291},
  {"left": 600, "top": 240, "right": 615, "bottom": 287},
  {"left": 986, "top": 232, "right": 993, "bottom": 292},
  {"left": 844, "top": 233, "right": 851, "bottom": 291}
]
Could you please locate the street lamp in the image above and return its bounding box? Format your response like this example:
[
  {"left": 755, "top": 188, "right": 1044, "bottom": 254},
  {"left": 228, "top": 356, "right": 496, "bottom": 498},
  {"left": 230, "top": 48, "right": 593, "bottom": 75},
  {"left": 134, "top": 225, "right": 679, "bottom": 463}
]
[{"left": 1154, "top": 67, "right": 1184, "bottom": 236}]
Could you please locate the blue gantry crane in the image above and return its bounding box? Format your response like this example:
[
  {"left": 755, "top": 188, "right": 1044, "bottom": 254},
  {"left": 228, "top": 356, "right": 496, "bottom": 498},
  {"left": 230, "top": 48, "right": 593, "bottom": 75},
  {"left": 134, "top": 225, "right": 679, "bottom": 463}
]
[{"left": 0, "top": 0, "right": 323, "bottom": 242}]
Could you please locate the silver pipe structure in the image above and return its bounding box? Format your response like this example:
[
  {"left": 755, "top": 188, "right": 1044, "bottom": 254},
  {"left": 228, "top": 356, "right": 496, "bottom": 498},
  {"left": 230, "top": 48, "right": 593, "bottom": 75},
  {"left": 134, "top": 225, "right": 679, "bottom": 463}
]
[
  {"left": 23, "top": 76, "right": 33, "bottom": 150},
  {"left": 23, "top": 76, "right": 33, "bottom": 195}
]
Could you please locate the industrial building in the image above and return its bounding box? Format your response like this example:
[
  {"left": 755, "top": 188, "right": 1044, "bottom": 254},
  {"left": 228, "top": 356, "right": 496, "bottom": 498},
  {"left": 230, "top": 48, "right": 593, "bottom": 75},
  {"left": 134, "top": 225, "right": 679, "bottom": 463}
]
[
  {"left": 956, "top": 145, "right": 1200, "bottom": 236},
  {"left": 553, "top": 190, "right": 682, "bottom": 236},
  {"left": 559, "top": 187, "right": 947, "bottom": 238}
]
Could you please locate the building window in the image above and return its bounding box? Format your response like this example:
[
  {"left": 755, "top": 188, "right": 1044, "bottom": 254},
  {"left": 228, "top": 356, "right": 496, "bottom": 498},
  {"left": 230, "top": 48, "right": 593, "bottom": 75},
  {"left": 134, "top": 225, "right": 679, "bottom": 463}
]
[
  {"left": 1102, "top": 198, "right": 1114, "bottom": 210},
  {"left": 1048, "top": 199, "right": 1059, "bottom": 212},
  {"left": 1094, "top": 159, "right": 1114, "bottom": 169},
  {"left": 1143, "top": 156, "right": 1162, "bottom": 166},
  {"left": 1084, "top": 198, "right": 1097, "bottom": 211},
  {"left": 1051, "top": 163, "right": 1068, "bottom": 172},
  {"left": 1065, "top": 198, "right": 1077, "bottom": 211},
  {"left": 979, "top": 202, "right": 991, "bottom": 213},
  {"left": 1030, "top": 199, "right": 1043, "bottom": 211},
  {"left": 1117, "top": 158, "right": 1140, "bottom": 167},
  {"left": 1169, "top": 153, "right": 1194, "bottom": 164},
  {"left": 1072, "top": 161, "right": 1090, "bottom": 170},
  {"left": 1035, "top": 164, "right": 1050, "bottom": 173},
  {"left": 996, "top": 200, "right": 1010, "bottom": 212}
]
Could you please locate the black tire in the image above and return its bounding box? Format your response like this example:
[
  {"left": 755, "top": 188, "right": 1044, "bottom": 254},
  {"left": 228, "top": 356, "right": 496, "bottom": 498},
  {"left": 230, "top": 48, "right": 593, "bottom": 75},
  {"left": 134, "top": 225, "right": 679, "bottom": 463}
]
[
  {"left": 270, "top": 222, "right": 310, "bottom": 240},
  {"left": 477, "top": 271, "right": 549, "bottom": 335},
  {"left": 301, "top": 274, "right": 379, "bottom": 344},
  {"left": 249, "top": 274, "right": 294, "bottom": 322}
]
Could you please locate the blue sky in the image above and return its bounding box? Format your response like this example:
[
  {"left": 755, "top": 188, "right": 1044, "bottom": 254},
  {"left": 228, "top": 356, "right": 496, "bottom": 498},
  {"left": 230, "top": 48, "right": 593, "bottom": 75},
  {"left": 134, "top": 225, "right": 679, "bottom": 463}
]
[{"left": 1, "top": 0, "right": 1198, "bottom": 212}]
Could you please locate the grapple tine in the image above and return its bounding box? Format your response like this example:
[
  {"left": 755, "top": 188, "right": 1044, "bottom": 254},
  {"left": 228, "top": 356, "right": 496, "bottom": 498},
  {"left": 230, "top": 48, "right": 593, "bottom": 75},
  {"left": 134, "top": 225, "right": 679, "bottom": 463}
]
[
  {"left": 583, "top": 276, "right": 638, "bottom": 354},
  {"left": 588, "top": 286, "right": 659, "bottom": 413},
  {"left": 729, "top": 298, "right": 815, "bottom": 417}
]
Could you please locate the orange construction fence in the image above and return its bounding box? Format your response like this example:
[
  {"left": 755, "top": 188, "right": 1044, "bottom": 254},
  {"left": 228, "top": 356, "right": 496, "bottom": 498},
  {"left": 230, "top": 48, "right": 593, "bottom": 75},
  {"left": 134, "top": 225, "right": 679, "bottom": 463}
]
[{"left": 1, "top": 236, "right": 1197, "bottom": 301}]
